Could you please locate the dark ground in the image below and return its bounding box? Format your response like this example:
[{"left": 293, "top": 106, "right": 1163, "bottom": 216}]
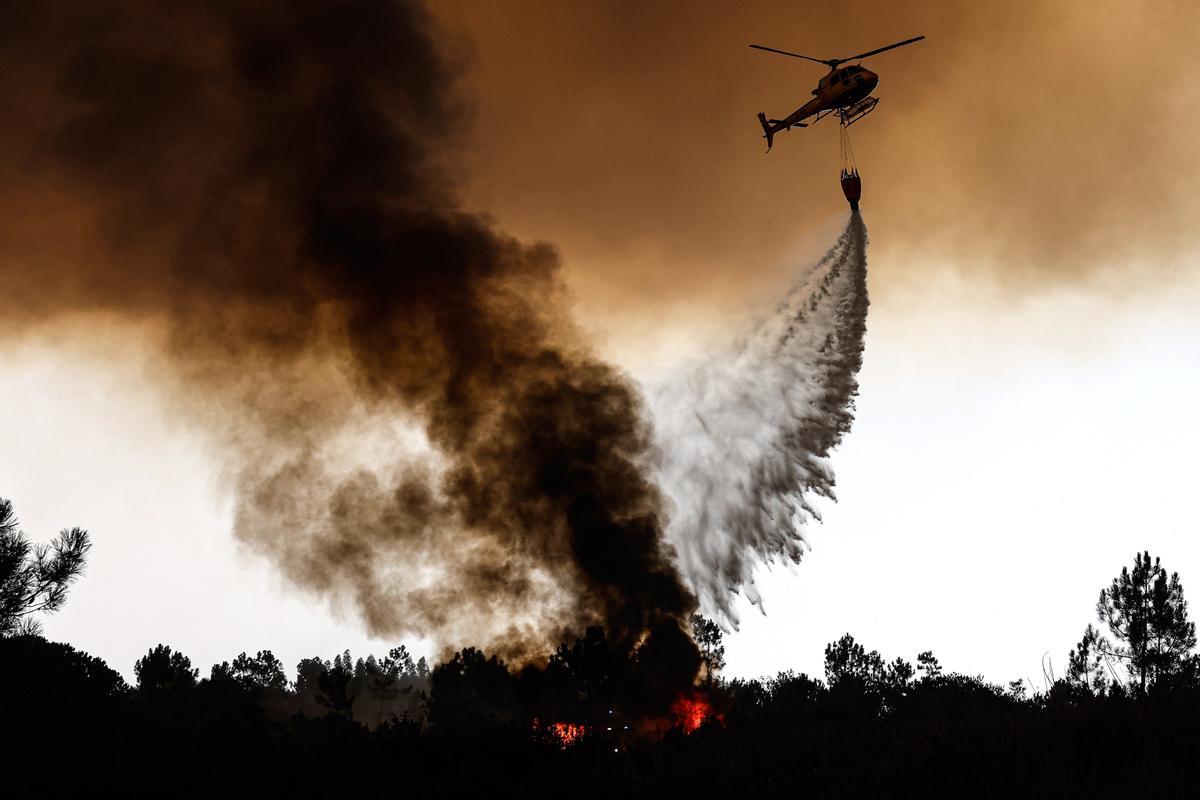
[{"left": 5, "top": 633, "right": 1200, "bottom": 798}]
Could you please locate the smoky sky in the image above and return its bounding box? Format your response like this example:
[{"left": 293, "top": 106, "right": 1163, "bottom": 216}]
[
  {"left": 430, "top": 0, "right": 1200, "bottom": 314},
  {"left": 0, "top": 0, "right": 699, "bottom": 674}
]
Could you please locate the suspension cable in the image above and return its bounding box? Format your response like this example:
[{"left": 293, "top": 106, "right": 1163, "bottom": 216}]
[{"left": 839, "top": 119, "right": 858, "bottom": 177}]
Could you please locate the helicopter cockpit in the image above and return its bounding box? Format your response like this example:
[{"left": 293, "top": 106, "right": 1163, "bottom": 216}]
[{"left": 818, "top": 65, "right": 870, "bottom": 91}]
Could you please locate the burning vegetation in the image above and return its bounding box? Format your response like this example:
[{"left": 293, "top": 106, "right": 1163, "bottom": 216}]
[
  {"left": 671, "top": 689, "right": 720, "bottom": 734},
  {"left": 538, "top": 686, "right": 723, "bottom": 750}
]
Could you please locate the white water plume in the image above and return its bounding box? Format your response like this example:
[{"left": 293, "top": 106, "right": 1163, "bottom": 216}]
[{"left": 652, "top": 214, "right": 870, "bottom": 625}]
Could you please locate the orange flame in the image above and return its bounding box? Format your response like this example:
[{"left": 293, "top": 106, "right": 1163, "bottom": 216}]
[
  {"left": 540, "top": 721, "right": 586, "bottom": 748},
  {"left": 671, "top": 692, "right": 717, "bottom": 734}
]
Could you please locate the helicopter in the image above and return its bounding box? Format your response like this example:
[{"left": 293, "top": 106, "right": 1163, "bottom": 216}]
[{"left": 751, "top": 35, "right": 925, "bottom": 150}]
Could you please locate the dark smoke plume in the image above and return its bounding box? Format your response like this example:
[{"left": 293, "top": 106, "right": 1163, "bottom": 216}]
[
  {"left": 651, "top": 215, "right": 870, "bottom": 624},
  {"left": 0, "top": 1, "right": 696, "bottom": 671}
]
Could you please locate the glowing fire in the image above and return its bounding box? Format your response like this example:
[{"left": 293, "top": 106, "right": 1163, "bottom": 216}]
[
  {"left": 671, "top": 692, "right": 717, "bottom": 734},
  {"left": 534, "top": 695, "right": 721, "bottom": 746},
  {"left": 536, "top": 720, "right": 586, "bottom": 748}
]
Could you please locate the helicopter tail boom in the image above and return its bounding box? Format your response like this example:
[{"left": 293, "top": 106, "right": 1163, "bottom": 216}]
[{"left": 757, "top": 112, "right": 808, "bottom": 152}]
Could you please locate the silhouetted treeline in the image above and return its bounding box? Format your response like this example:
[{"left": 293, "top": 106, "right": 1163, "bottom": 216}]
[
  {"left": 6, "top": 629, "right": 1200, "bottom": 797},
  {"left": 6, "top": 507, "right": 1200, "bottom": 796}
]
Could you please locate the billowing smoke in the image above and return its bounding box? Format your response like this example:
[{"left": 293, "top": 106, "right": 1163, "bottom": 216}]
[
  {"left": 0, "top": 0, "right": 696, "bottom": 678},
  {"left": 0, "top": 0, "right": 871, "bottom": 690},
  {"left": 651, "top": 215, "right": 869, "bottom": 624}
]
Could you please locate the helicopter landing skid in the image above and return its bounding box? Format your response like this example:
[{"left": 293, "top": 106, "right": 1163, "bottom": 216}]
[{"left": 838, "top": 96, "right": 879, "bottom": 128}]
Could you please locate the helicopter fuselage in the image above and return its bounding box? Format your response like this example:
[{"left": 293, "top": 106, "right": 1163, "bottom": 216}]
[{"left": 790, "top": 65, "right": 880, "bottom": 126}]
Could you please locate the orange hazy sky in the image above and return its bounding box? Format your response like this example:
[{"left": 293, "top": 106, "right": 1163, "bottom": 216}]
[{"left": 430, "top": 0, "right": 1199, "bottom": 323}]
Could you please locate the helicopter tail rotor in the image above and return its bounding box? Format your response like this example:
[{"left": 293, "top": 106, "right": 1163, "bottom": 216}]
[{"left": 757, "top": 112, "right": 775, "bottom": 151}]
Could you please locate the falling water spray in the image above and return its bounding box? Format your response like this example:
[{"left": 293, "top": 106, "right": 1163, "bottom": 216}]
[{"left": 652, "top": 214, "right": 870, "bottom": 624}]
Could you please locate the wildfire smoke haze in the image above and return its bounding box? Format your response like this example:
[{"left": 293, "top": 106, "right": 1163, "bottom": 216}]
[
  {"left": 0, "top": 0, "right": 697, "bottom": 683},
  {"left": 0, "top": 0, "right": 872, "bottom": 703}
]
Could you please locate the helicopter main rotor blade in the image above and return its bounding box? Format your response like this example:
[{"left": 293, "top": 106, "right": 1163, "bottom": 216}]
[
  {"left": 749, "top": 44, "right": 831, "bottom": 66},
  {"left": 839, "top": 35, "right": 925, "bottom": 63}
]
